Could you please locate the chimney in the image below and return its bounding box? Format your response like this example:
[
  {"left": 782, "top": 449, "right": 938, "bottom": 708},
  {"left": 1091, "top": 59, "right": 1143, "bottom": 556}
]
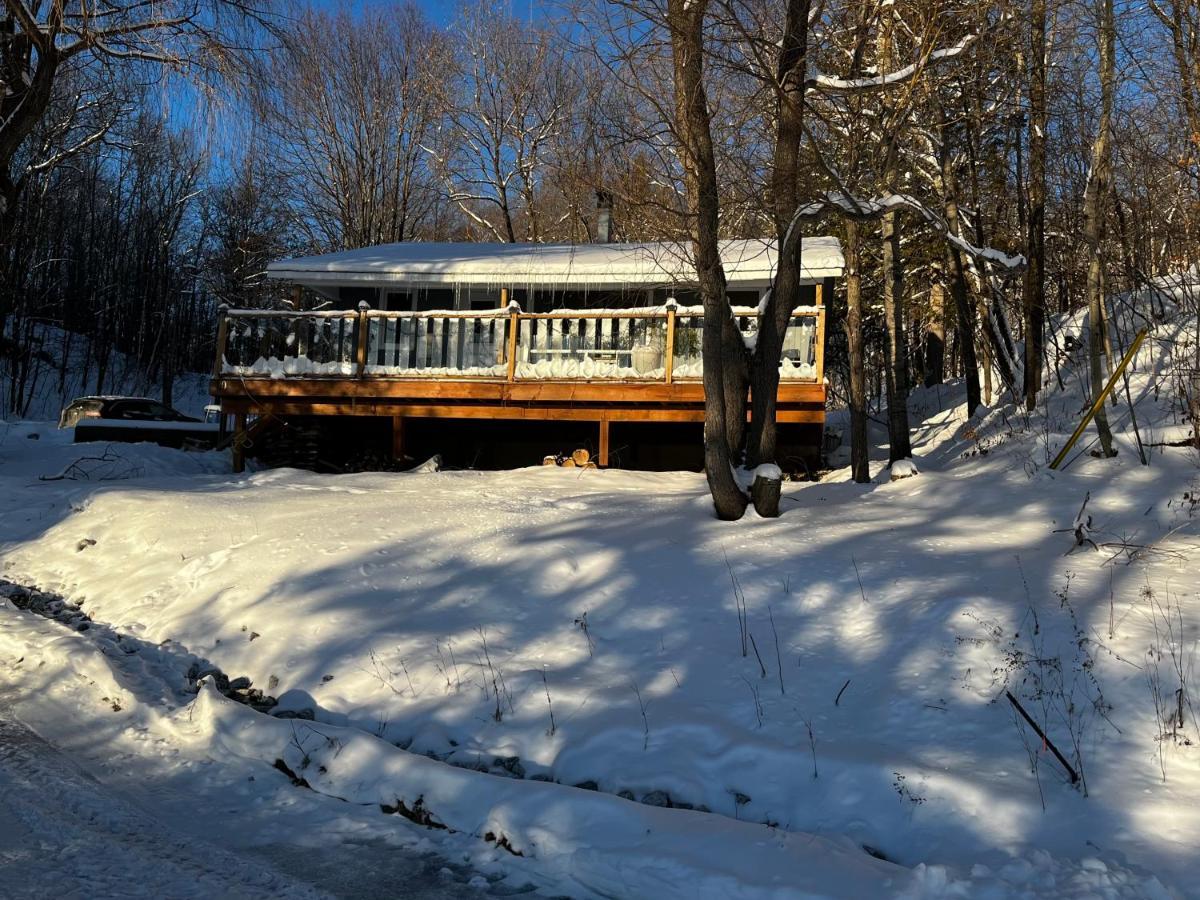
[{"left": 595, "top": 190, "right": 613, "bottom": 243}]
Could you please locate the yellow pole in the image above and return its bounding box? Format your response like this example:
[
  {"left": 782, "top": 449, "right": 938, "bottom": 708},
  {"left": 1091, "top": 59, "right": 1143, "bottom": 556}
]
[{"left": 1049, "top": 327, "right": 1148, "bottom": 470}]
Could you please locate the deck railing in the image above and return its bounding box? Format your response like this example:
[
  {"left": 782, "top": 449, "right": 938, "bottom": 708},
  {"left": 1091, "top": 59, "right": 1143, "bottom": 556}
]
[{"left": 215, "top": 302, "right": 825, "bottom": 384}]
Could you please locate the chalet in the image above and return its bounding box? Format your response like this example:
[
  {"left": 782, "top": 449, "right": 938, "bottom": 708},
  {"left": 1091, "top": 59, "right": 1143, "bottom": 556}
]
[{"left": 209, "top": 238, "right": 844, "bottom": 472}]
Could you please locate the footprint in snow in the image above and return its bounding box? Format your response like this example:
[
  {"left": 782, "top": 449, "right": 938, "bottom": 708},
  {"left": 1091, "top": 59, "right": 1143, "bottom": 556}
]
[{"left": 552, "top": 500, "right": 589, "bottom": 511}]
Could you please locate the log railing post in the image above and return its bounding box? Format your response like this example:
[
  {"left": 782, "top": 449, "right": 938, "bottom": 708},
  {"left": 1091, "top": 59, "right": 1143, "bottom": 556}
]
[
  {"left": 355, "top": 301, "right": 370, "bottom": 377},
  {"left": 211, "top": 304, "right": 230, "bottom": 379},
  {"left": 815, "top": 306, "right": 826, "bottom": 383},
  {"left": 664, "top": 298, "right": 677, "bottom": 384},
  {"left": 505, "top": 301, "right": 521, "bottom": 382},
  {"left": 814, "top": 283, "right": 825, "bottom": 383}
]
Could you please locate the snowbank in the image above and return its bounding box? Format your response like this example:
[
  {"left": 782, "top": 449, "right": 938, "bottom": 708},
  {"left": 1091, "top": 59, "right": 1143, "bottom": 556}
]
[{"left": 2, "top": 303, "right": 1199, "bottom": 897}]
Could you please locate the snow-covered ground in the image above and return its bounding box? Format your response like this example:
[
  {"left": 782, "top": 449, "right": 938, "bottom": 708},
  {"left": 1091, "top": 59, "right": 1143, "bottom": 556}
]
[{"left": 1, "top": 300, "right": 1198, "bottom": 898}]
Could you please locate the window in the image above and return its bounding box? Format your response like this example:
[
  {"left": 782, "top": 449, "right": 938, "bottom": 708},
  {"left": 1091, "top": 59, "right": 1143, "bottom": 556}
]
[{"left": 384, "top": 291, "right": 412, "bottom": 312}]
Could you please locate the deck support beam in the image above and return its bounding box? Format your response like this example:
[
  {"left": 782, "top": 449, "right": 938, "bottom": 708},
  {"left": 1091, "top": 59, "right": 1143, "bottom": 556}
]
[
  {"left": 598, "top": 418, "right": 610, "bottom": 467},
  {"left": 232, "top": 412, "right": 247, "bottom": 473}
]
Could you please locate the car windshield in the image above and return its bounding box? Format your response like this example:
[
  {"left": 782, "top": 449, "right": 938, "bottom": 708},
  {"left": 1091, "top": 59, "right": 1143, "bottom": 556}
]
[{"left": 108, "top": 400, "right": 179, "bottom": 420}]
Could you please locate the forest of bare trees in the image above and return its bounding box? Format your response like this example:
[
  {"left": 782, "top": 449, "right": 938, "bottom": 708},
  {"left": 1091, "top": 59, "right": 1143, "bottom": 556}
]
[{"left": 3, "top": 0, "right": 1198, "bottom": 498}]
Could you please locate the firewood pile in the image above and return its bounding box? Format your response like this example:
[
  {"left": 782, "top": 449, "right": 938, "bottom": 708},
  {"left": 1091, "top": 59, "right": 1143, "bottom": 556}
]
[{"left": 543, "top": 448, "right": 597, "bottom": 469}]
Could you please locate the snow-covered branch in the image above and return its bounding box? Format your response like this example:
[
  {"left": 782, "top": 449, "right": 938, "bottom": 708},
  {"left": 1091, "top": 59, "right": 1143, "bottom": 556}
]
[
  {"left": 791, "top": 191, "right": 1026, "bottom": 270},
  {"left": 807, "top": 32, "right": 978, "bottom": 95}
]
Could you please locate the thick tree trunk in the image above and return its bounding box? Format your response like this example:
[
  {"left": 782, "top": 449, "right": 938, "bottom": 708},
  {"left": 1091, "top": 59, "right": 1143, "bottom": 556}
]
[
  {"left": 1082, "top": 0, "right": 1117, "bottom": 457},
  {"left": 667, "top": 0, "right": 747, "bottom": 519},
  {"left": 721, "top": 315, "right": 748, "bottom": 457},
  {"left": 1023, "top": 0, "right": 1048, "bottom": 411},
  {"left": 746, "top": 0, "right": 810, "bottom": 516},
  {"left": 844, "top": 220, "right": 870, "bottom": 482}
]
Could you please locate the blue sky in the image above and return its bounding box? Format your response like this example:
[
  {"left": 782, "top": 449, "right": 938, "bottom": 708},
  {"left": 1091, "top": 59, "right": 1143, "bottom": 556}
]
[{"left": 306, "top": 0, "right": 547, "bottom": 26}]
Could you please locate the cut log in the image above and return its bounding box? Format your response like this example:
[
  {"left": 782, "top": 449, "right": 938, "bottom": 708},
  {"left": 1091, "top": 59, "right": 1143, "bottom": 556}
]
[{"left": 751, "top": 468, "right": 782, "bottom": 518}]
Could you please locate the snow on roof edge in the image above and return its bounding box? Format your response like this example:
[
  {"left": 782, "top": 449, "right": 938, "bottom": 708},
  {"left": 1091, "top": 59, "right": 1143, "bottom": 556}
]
[{"left": 266, "top": 238, "right": 844, "bottom": 288}]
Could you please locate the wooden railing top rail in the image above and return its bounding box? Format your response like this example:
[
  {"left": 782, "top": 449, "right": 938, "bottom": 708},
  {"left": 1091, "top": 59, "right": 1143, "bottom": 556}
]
[
  {"left": 224, "top": 308, "right": 359, "bottom": 319},
  {"left": 221, "top": 304, "right": 825, "bottom": 320}
]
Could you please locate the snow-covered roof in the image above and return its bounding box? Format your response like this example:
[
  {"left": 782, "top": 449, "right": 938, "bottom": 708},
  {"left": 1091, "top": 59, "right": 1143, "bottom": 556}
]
[{"left": 266, "top": 238, "right": 843, "bottom": 290}]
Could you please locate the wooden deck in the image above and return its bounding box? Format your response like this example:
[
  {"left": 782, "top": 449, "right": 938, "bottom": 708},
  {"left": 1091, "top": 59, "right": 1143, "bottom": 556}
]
[{"left": 210, "top": 302, "right": 827, "bottom": 470}]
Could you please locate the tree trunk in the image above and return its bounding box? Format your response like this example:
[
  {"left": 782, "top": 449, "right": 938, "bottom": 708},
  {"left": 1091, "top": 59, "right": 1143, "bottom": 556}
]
[
  {"left": 924, "top": 267, "right": 946, "bottom": 387},
  {"left": 882, "top": 209, "right": 912, "bottom": 461},
  {"left": 746, "top": 0, "right": 811, "bottom": 516},
  {"left": 938, "top": 125, "right": 982, "bottom": 414},
  {"left": 1082, "top": 0, "right": 1117, "bottom": 457},
  {"left": 667, "top": 0, "right": 748, "bottom": 519},
  {"left": 1023, "top": 0, "right": 1047, "bottom": 410},
  {"left": 875, "top": 6, "right": 911, "bottom": 462},
  {"left": 844, "top": 220, "right": 870, "bottom": 482},
  {"left": 949, "top": 247, "right": 982, "bottom": 414}
]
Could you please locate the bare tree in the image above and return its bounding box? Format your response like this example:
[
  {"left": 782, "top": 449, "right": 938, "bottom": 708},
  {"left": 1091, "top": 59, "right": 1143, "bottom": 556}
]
[
  {"left": 254, "top": 3, "right": 447, "bottom": 251},
  {"left": 200, "top": 145, "right": 293, "bottom": 308},
  {"left": 0, "top": 0, "right": 267, "bottom": 244},
  {"left": 1023, "top": 0, "right": 1048, "bottom": 410},
  {"left": 843, "top": 218, "right": 870, "bottom": 481},
  {"left": 875, "top": 4, "right": 912, "bottom": 463},
  {"left": 665, "top": 0, "right": 749, "bottom": 518},
  {"left": 428, "top": 0, "right": 579, "bottom": 243},
  {"left": 1080, "top": 0, "right": 1116, "bottom": 456}
]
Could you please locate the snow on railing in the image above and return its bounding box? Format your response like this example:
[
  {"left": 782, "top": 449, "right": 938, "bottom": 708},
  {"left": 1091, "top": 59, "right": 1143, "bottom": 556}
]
[
  {"left": 214, "top": 304, "right": 824, "bottom": 384},
  {"left": 218, "top": 308, "right": 360, "bottom": 379}
]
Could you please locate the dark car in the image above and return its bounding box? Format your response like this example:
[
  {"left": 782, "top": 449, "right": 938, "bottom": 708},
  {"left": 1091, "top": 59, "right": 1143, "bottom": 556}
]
[
  {"left": 59, "top": 396, "right": 200, "bottom": 429},
  {"left": 61, "top": 396, "right": 218, "bottom": 449}
]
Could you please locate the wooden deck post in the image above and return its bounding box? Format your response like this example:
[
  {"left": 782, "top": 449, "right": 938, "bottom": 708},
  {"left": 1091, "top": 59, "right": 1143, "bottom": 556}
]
[
  {"left": 598, "top": 418, "right": 610, "bottom": 467},
  {"left": 664, "top": 299, "right": 677, "bottom": 384},
  {"left": 505, "top": 301, "right": 521, "bottom": 382},
  {"left": 495, "top": 288, "right": 510, "bottom": 366},
  {"left": 355, "top": 301, "right": 370, "bottom": 377},
  {"left": 232, "top": 412, "right": 247, "bottom": 474},
  {"left": 815, "top": 306, "right": 826, "bottom": 383},
  {"left": 814, "top": 283, "right": 825, "bottom": 380},
  {"left": 391, "top": 415, "right": 405, "bottom": 463},
  {"left": 211, "top": 304, "right": 230, "bottom": 379}
]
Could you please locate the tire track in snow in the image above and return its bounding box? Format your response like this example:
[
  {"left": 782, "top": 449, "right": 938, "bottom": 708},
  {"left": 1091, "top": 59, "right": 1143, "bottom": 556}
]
[{"left": 0, "top": 712, "right": 329, "bottom": 900}]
